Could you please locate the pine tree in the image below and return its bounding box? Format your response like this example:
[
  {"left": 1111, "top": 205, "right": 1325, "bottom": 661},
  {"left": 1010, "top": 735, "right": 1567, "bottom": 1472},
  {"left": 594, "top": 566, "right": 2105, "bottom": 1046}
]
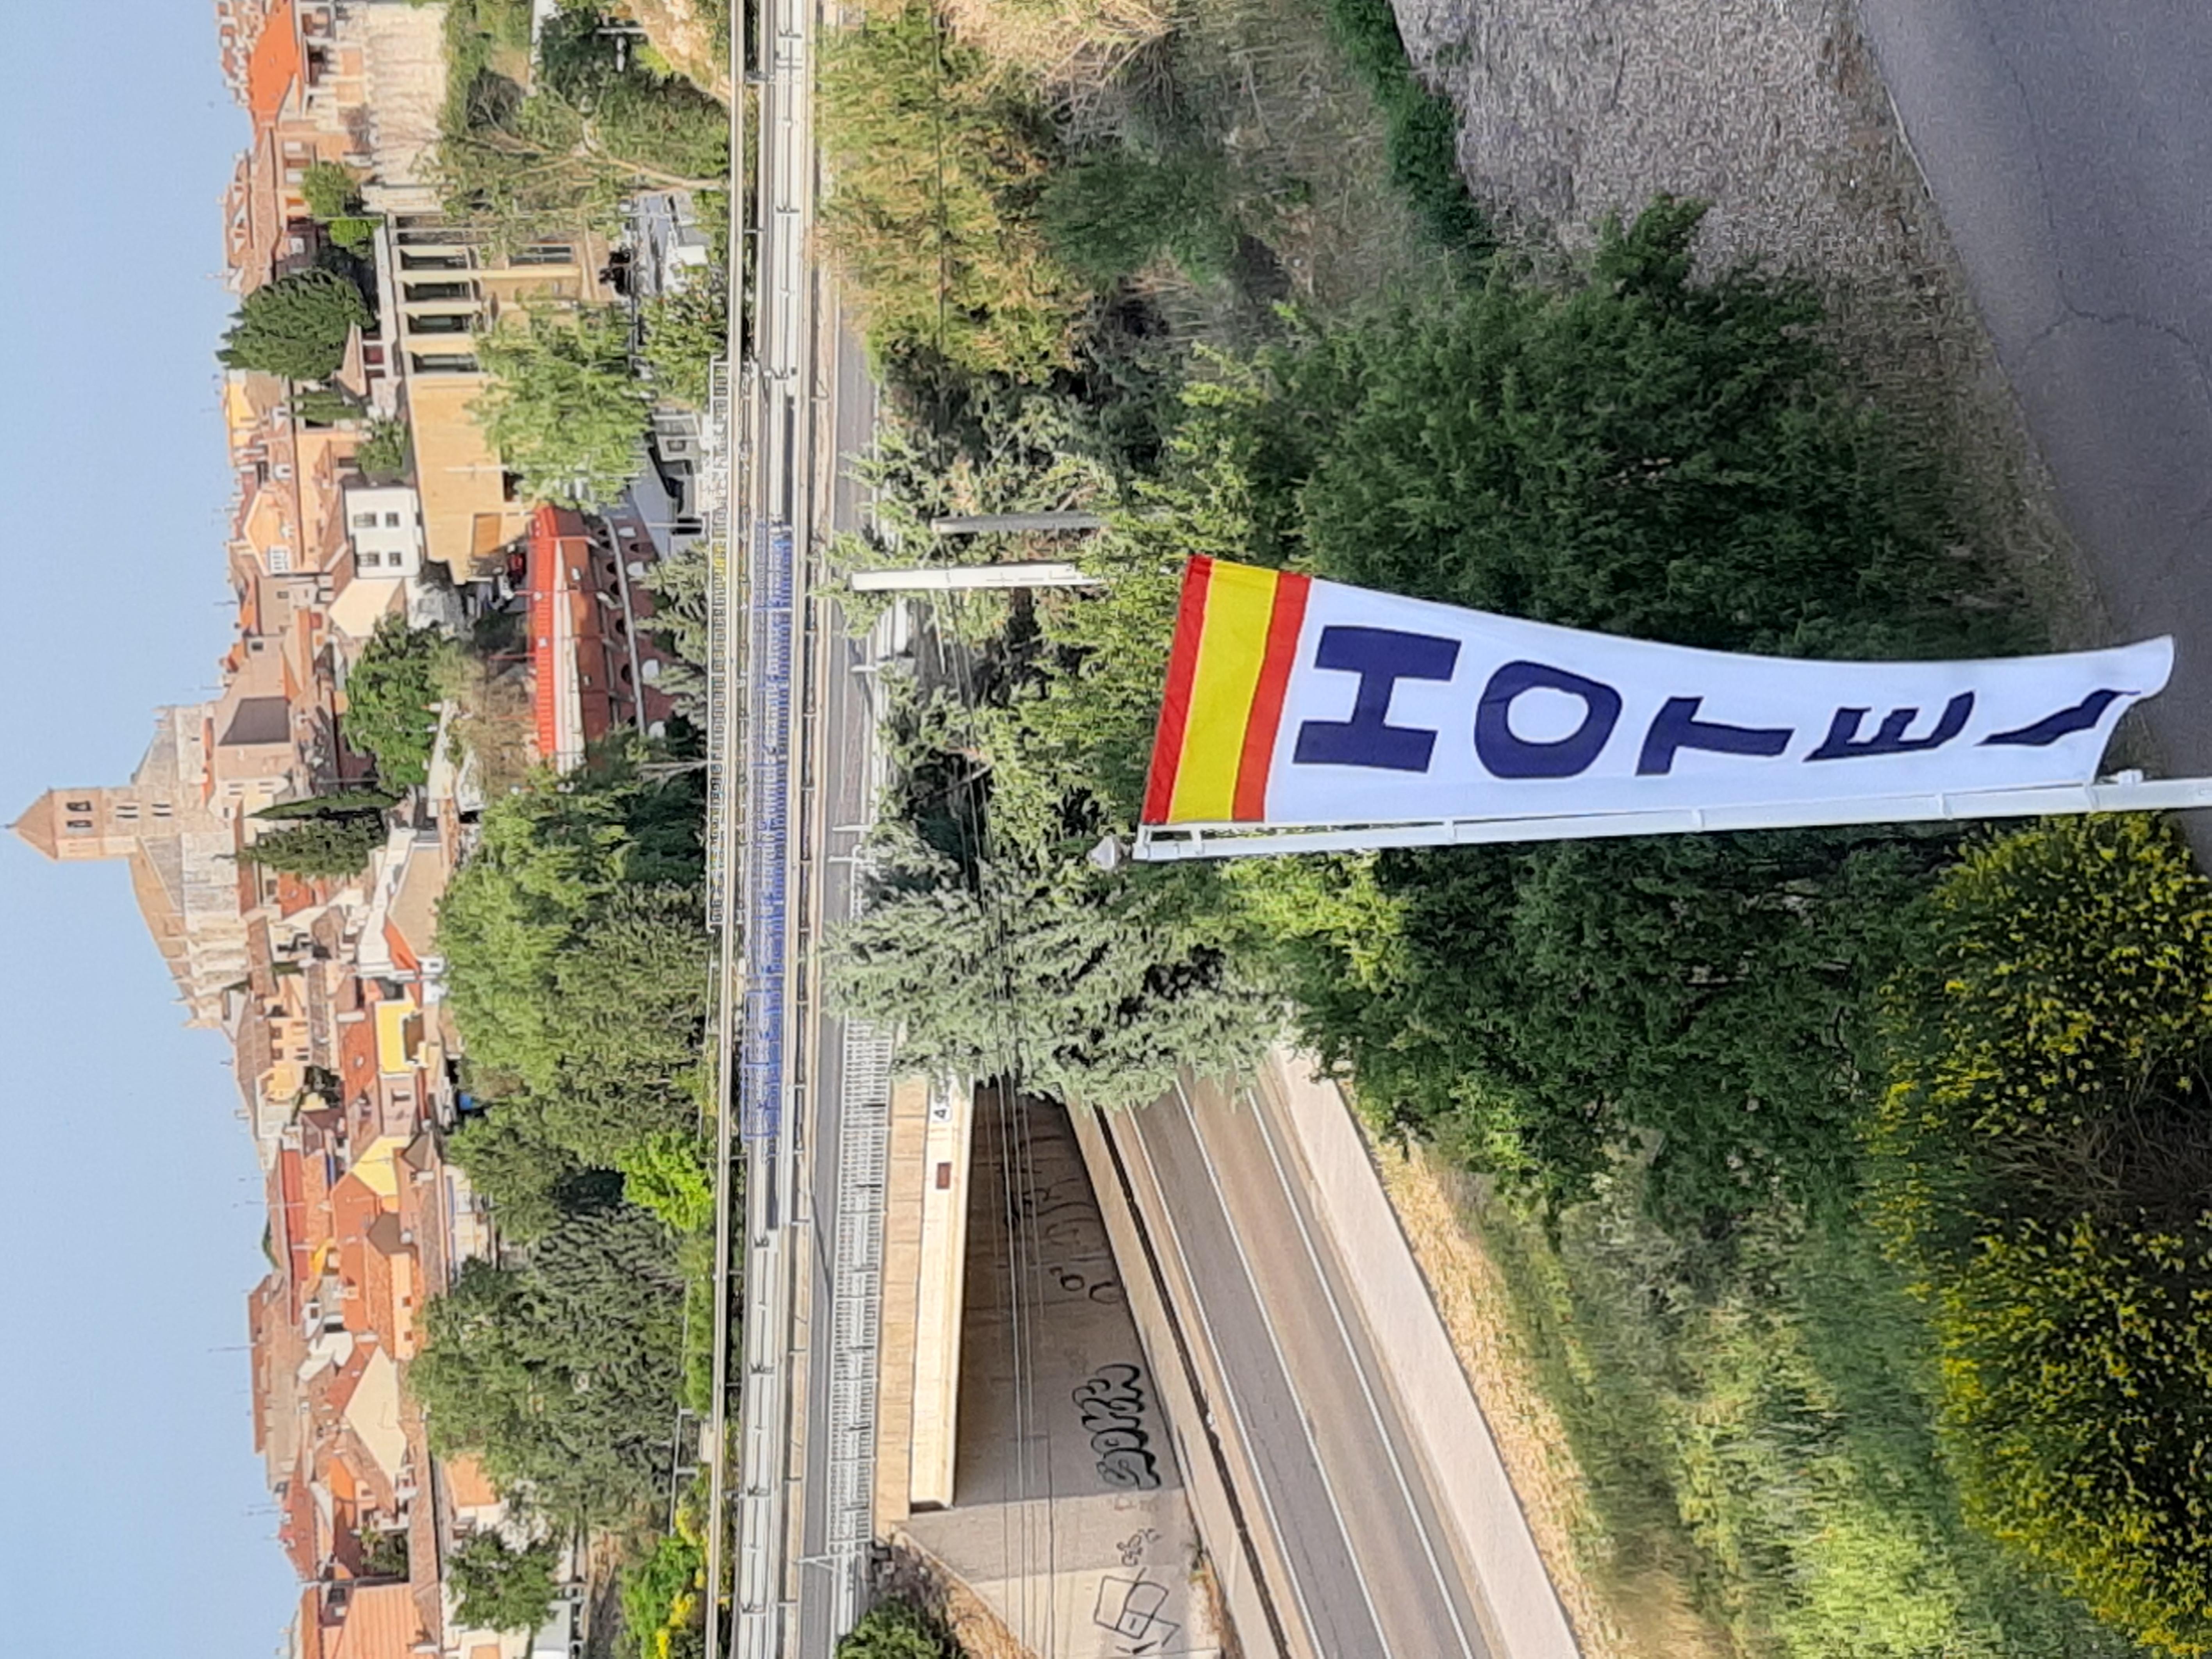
[
  {"left": 237, "top": 816, "right": 383, "bottom": 878},
  {"left": 218, "top": 270, "right": 372, "bottom": 382}
]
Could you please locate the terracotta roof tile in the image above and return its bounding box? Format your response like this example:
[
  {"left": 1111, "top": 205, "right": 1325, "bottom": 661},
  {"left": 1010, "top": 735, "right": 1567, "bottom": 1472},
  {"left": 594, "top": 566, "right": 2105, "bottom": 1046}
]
[{"left": 246, "top": 0, "right": 299, "bottom": 127}]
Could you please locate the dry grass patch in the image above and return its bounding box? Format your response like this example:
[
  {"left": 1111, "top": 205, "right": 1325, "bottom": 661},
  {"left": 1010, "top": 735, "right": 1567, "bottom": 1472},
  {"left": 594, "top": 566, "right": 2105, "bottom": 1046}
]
[{"left": 1373, "top": 1135, "right": 1729, "bottom": 1659}]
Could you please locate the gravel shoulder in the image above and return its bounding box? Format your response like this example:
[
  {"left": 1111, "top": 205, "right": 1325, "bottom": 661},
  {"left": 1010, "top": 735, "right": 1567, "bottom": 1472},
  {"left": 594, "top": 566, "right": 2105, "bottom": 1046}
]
[{"left": 1391, "top": 0, "right": 2112, "bottom": 653}]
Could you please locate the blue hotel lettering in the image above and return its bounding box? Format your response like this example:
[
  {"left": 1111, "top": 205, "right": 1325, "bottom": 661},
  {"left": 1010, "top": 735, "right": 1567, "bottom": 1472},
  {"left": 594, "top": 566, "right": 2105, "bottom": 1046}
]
[{"left": 1289, "top": 625, "right": 2117, "bottom": 777}]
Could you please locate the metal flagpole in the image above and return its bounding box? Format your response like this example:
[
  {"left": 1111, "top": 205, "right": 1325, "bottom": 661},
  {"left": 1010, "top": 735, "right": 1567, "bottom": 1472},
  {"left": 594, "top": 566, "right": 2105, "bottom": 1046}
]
[{"left": 1130, "top": 772, "right": 2212, "bottom": 862}]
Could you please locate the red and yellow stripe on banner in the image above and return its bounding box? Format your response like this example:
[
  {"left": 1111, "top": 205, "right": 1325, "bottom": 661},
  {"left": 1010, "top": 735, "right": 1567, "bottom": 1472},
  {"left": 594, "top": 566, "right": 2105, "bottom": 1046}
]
[{"left": 1142, "top": 557, "right": 1313, "bottom": 824}]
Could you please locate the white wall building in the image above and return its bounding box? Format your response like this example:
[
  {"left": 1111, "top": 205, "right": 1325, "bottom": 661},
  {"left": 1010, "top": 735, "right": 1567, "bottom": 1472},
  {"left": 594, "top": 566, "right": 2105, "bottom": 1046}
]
[{"left": 344, "top": 483, "right": 426, "bottom": 577}]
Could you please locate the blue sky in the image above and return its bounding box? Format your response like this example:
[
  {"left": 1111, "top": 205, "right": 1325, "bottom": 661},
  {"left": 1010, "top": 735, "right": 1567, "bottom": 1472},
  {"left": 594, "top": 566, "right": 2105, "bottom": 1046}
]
[{"left": 0, "top": 2, "right": 300, "bottom": 1652}]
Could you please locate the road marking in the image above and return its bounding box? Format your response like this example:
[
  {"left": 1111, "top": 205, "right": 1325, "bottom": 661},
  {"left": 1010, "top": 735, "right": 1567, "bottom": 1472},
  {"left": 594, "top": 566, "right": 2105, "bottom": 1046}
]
[
  {"left": 1164, "top": 1079, "right": 1394, "bottom": 1659},
  {"left": 1236, "top": 1081, "right": 1487, "bottom": 1659},
  {"left": 1126, "top": 1102, "right": 1331, "bottom": 1659}
]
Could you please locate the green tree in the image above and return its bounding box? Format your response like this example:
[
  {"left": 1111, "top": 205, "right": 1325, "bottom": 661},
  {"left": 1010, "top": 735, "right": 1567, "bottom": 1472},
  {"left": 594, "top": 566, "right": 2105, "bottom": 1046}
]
[
  {"left": 237, "top": 815, "right": 384, "bottom": 878},
  {"left": 255, "top": 787, "right": 400, "bottom": 819},
  {"left": 473, "top": 306, "right": 650, "bottom": 507},
  {"left": 357, "top": 416, "right": 413, "bottom": 482},
  {"left": 817, "top": 0, "right": 1083, "bottom": 379},
  {"left": 834, "top": 1602, "right": 956, "bottom": 1659},
  {"left": 1875, "top": 813, "right": 2212, "bottom": 1655},
  {"left": 447, "top": 1097, "right": 618, "bottom": 1244},
  {"left": 434, "top": 8, "right": 724, "bottom": 243},
  {"left": 833, "top": 823, "right": 1272, "bottom": 1113},
  {"left": 436, "top": 763, "right": 708, "bottom": 1186},
  {"left": 219, "top": 270, "right": 371, "bottom": 381},
  {"left": 343, "top": 615, "right": 451, "bottom": 787},
  {"left": 413, "top": 1204, "right": 687, "bottom": 1525},
  {"left": 446, "top": 1533, "right": 561, "bottom": 1634},
  {"left": 1024, "top": 199, "right": 2016, "bottom": 1221},
  {"left": 294, "top": 384, "right": 364, "bottom": 427},
  {"left": 641, "top": 272, "right": 727, "bottom": 408}
]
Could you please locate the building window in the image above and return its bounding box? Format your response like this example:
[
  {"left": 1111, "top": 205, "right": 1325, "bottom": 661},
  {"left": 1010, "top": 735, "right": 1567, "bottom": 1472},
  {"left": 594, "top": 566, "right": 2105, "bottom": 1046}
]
[
  {"left": 358, "top": 551, "right": 381, "bottom": 569},
  {"left": 353, "top": 512, "right": 377, "bottom": 529},
  {"left": 404, "top": 282, "right": 473, "bottom": 303},
  {"left": 66, "top": 819, "right": 92, "bottom": 833},
  {"left": 384, "top": 512, "right": 402, "bottom": 528},
  {"left": 269, "top": 547, "right": 292, "bottom": 573},
  {"left": 399, "top": 252, "right": 468, "bottom": 272},
  {"left": 406, "top": 312, "right": 471, "bottom": 336},
  {"left": 288, "top": 236, "right": 307, "bottom": 255},
  {"left": 512, "top": 243, "right": 576, "bottom": 268},
  {"left": 116, "top": 803, "right": 138, "bottom": 821},
  {"left": 409, "top": 352, "right": 478, "bottom": 375},
  {"left": 65, "top": 799, "right": 91, "bottom": 813}
]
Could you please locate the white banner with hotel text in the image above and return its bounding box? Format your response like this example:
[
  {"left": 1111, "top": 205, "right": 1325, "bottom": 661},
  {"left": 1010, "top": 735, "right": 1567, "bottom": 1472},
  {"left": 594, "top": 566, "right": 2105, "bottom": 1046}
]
[{"left": 1154, "top": 561, "right": 2175, "bottom": 828}]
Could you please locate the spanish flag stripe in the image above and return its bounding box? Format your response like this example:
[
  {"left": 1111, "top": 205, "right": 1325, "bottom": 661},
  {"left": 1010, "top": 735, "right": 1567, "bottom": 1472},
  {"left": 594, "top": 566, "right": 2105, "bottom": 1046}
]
[
  {"left": 1169, "top": 561, "right": 1282, "bottom": 822},
  {"left": 1141, "top": 557, "right": 1215, "bottom": 824},
  {"left": 1233, "top": 571, "right": 1312, "bottom": 820}
]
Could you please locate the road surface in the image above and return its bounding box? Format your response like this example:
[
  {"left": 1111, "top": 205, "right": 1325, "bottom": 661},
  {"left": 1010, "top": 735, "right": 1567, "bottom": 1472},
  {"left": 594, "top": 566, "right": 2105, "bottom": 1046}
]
[
  {"left": 1855, "top": 1, "right": 2212, "bottom": 836},
  {"left": 1101, "top": 1076, "right": 1500, "bottom": 1659}
]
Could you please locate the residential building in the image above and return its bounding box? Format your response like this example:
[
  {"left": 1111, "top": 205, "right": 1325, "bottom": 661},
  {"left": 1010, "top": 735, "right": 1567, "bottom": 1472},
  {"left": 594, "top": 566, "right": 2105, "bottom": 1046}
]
[{"left": 343, "top": 484, "right": 425, "bottom": 577}]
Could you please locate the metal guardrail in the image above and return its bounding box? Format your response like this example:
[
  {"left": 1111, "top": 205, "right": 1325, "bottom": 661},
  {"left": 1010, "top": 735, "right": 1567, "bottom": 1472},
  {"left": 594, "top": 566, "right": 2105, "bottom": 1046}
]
[
  {"left": 701, "top": 357, "right": 733, "bottom": 931},
  {"left": 821, "top": 1019, "right": 894, "bottom": 1629},
  {"left": 740, "top": 523, "right": 796, "bottom": 1142}
]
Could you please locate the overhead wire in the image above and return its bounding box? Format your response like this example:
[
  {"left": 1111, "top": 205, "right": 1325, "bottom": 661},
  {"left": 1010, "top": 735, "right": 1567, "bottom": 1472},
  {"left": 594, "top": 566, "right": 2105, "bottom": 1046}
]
[{"left": 913, "top": 10, "right": 1060, "bottom": 1641}]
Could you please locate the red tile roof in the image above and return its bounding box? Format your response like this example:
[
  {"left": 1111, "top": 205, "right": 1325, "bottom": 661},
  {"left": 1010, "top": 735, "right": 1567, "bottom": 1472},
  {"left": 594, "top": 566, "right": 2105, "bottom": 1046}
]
[
  {"left": 246, "top": 0, "right": 299, "bottom": 128},
  {"left": 528, "top": 503, "right": 614, "bottom": 765}
]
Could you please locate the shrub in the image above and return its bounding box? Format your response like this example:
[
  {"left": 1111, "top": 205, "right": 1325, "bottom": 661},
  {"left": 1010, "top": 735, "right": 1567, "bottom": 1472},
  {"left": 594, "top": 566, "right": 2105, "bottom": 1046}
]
[
  {"left": 619, "top": 1525, "right": 705, "bottom": 1659},
  {"left": 1877, "top": 813, "right": 2212, "bottom": 1654},
  {"left": 1040, "top": 153, "right": 1236, "bottom": 286},
  {"left": 1320, "top": 0, "right": 1491, "bottom": 260},
  {"left": 1144, "top": 201, "right": 2003, "bottom": 1222},
  {"left": 834, "top": 1601, "right": 955, "bottom": 1659},
  {"left": 357, "top": 416, "right": 412, "bottom": 482},
  {"left": 818, "top": 0, "right": 1084, "bottom": 380}
]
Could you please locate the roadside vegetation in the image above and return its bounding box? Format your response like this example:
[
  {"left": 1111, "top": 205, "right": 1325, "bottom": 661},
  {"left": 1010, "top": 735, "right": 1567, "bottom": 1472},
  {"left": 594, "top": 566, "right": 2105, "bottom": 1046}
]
[
  {"left": 414, "top": 753, "right": 721, "bottom": 1643},
  {"left": 813, "top": 3, "right": 2204, "bottom": 1656}
]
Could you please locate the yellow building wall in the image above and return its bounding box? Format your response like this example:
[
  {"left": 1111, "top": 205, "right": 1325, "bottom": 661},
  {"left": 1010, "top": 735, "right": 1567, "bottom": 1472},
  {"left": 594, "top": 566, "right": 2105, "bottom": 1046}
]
[{"left": 405, "top": 375, "right": 524, "bottom": 579}]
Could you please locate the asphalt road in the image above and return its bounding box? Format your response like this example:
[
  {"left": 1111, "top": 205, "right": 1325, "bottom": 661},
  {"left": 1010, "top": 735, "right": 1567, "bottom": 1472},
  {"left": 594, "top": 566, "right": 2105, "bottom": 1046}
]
[
  {"left": 1110, "top": 1077, "right": 1495, "bottom": 1659},
  {"left": 792, "top": 314, "right": 883, "bottom": 1657},
  {"left": 1855, "top": 1, "right": 2212, "bottom": 831}
]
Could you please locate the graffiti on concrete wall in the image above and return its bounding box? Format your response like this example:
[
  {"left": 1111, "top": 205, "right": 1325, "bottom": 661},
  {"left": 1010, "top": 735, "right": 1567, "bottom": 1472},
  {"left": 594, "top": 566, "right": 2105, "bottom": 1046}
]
[
  {"left": 1074, "top": 1362, "right": 1162, "bottom": 1490},
  {"left": 1094, "top": 1572, "right": 1182, "bottom": 1656}
]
